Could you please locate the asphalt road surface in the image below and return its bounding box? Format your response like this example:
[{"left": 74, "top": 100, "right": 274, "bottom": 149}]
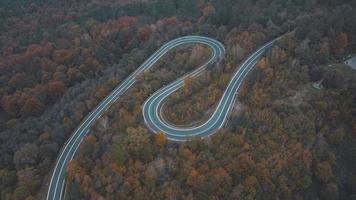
[
  {"left": 47, "top": 35, "right": 275, "bottom": 200},
  {"left": 143, "top": 37, "right": 275, "bottom": 141}
]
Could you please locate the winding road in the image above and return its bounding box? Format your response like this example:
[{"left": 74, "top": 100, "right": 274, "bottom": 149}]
[{"left": 47, "top": 35, "right": 276, "bottom": 200}]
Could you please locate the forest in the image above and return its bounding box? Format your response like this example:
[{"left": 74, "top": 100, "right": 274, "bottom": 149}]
[{"left": 0, "top": 0, "right": 355, "bottom": 199}]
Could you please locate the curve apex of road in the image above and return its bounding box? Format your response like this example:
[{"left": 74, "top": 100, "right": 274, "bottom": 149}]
[{"left": 47, "top": 35, "right": 277, "bottom": 200}]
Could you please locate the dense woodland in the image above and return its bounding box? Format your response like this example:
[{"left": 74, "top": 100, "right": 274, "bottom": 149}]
[{"left": 0, "top": 0, "right": 355, "bottom": 199}]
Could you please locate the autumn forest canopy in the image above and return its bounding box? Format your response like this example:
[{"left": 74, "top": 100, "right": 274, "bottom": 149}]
[{"left": 0, "top": 0, "right": 355, "bottom": 200}]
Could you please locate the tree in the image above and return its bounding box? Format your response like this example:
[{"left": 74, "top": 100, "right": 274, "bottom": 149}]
[
  {"left": 161, "top": 17, "right": 178, "bottom": 26},
  {"left": 9, "top": 73, "right": 27, "bottom": 90},
  {"left": 320, "top": 182, "right": 339, "bottom": 200},
  {"left": 52, "top": 48, "right": 77, "bottom": 64},
  {"left": 315, "top": 161, "right": 332, "bottom": 183},
  {"left": 39, "top": 132, "right": 51, "bottom": 141},
  {"left": 337, "top": 33, "right": 348, "bottom": 49},
  {"left": 327, "top": 127, "right": 345, "bottom": 144},
  {"left": 1, "top": 94, "right": 21, "bottom": 117},
  {"left": 47, "top": 80, "right": 66, "bottom": 100},
  {"left": 0, "top": 169, "right": 17, "bottom": 189},
  {"left": 319, "top": 42, "right": 330, "bottom": 63},
  {"left": 85, "top": 135, "right": 97, "bottom": 144},
  {"left": 138, "top": 26, "right": 152, "bottom": 41},
  {"left": 186, "top": 169, "right": 199, "bottom": 186},
  {"left": 40, "top": 57, "right": 56, "bottom": 72},
  {"left": 93, "top": 86, "right": 108, "bottom": 101},
  {"left": 244, "top": 175, "right": 258, "bottom": 192},
  {"left": 183, "top": 76, "right": 196, "bottom": 95},
  {"left": 192, "top": 167, "right": 232, "bottom": 198},
  {"left": 346, "top": 175, "right": 356, "bottom": 194},
  {"left": 13, "top": 143, "right": 39, "bottom": 169},
  {"left": 155, "top": 132, "right": 166, "bottom": 149},
  {"left": 202, "top": 4, "right": 215, "bottom": 18},
  {"left": 257, "top": 57, "right": 268, "bottom": 70},
  {"left": 22, "top": 97, "right": 45, "bottom": 117},
  {"left": 188, "top": 45, "right": 206, "bottom": 68},
  {"left": 17, "top": 167, "right": 40, "bottom": 195},
  {"left": 144, "top": 164, "right": 157, "bottom": 183},
  {"left": 66, "top": 160, "right": 81, "bottom": 182},
  {"left": 123, "top": 126, "right": 152, "bottom": 161},
  {"left": 12, "top": 185, "right": 31, "bottom": 200}
]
